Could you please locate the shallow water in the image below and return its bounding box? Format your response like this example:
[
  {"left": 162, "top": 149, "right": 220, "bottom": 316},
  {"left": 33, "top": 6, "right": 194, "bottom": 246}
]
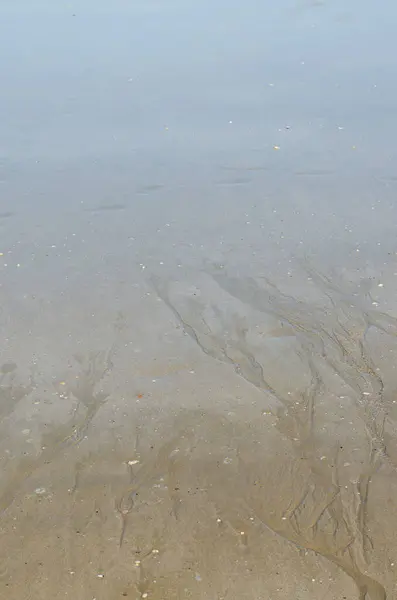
[{"left": 1, "top": 1, "right": 397, "bottom": 599}]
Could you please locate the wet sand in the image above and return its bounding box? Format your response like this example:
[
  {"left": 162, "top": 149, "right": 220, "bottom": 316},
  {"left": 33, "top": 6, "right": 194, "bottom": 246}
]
[
  {"left": 1, "top": 259, "right": 397, "bottom": 599},
  {"left": 1, "top": 1, "right": 397, "bottom": 599}
]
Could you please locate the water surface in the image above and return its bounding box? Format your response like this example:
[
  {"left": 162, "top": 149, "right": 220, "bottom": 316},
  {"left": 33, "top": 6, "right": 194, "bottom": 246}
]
[{"left": 1, "top": 1, "right": 397, "bottom": 599}]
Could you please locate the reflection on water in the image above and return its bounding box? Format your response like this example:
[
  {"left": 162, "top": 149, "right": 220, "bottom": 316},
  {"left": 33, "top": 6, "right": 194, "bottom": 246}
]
[{"left": 2, "top": 0, "right": 397, "bottom": 599}]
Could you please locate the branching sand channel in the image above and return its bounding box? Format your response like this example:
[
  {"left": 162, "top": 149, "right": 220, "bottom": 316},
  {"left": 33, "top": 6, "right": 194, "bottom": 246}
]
[
  {"left": 0, "top": 266, "right": 396, "bottom": 599},
  {"left": 150, "top": 264, "right": 397, "bottom": 600}
]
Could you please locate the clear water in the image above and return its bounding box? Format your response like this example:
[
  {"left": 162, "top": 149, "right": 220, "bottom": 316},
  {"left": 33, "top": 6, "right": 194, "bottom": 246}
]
[{"left": 1, "top": 1, "right": 397, "bottom": 598}]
